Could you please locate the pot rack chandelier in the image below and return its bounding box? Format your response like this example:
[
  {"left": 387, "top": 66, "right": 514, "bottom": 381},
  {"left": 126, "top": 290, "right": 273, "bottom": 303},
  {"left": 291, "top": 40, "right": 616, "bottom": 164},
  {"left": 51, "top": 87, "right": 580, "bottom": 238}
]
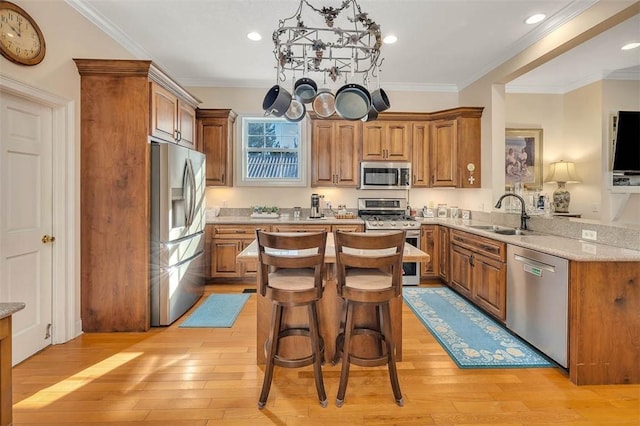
[{"left": 262, "top": 0, "right": 391, "bottom": 122}]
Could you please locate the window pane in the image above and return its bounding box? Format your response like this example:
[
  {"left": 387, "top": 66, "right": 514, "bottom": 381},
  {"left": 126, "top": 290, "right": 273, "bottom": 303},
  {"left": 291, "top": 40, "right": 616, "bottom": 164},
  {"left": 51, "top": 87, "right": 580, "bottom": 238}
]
[
  {"left": 240, "top": 117, "right": 305, "bottom": 185},
  {"left": 247, "top": 135, "right": 264, "bottom": 148},
  {"left": 247, "top": 122, "right": 264, "bottom": 135}
]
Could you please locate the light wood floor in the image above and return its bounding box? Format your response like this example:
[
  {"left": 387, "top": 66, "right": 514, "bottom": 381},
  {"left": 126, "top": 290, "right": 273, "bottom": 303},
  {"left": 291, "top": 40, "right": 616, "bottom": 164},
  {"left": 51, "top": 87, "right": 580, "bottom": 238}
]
[{"left": 12, "top": 283, "right": 640, "bottom": 425}]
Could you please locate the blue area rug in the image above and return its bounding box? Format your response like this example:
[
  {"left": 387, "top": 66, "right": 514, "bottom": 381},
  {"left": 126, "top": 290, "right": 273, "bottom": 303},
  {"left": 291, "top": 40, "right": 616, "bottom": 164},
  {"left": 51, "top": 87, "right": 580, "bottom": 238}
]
[
  {"left": 179, "top": 294, "right": 250, "bottom": 328},
  {"left": 403, "top": 287, "right": 553, "bottom": 368}
]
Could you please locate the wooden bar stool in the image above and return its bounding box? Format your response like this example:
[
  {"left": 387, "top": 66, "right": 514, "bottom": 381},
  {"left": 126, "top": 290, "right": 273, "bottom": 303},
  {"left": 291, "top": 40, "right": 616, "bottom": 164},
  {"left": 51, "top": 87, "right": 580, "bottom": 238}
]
[
  {"left": 333, "top": 230, "right": 406, "bottom": 407},
  {"left": 255, "top": 230, "right": 328, "bottom": 409}
]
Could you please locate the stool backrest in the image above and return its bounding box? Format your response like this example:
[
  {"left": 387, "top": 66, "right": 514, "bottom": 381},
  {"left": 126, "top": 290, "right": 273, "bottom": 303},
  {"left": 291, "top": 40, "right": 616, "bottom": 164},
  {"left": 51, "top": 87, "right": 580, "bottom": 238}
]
[
  {"left": 255, "top": 230, "right": 327, "bottom": 298},
  {"left": 334, "top": 230, "right": 406, "bottom": 298}
]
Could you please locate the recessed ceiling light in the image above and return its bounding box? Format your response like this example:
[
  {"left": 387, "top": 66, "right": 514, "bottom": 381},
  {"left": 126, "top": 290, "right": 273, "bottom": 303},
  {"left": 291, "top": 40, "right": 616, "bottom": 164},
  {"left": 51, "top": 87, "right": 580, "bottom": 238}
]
[
  {"left": 247, "top": 32, "right": 262, "bottom": 41},
  {"left": 383, "top": 34, "right": 398, "bottom": 44},
  {"left": 621, "top": 42, "right": 640, "bottom": 50},
  {"left": 525, "top": 14, "right": 546, "bottom": 25}
]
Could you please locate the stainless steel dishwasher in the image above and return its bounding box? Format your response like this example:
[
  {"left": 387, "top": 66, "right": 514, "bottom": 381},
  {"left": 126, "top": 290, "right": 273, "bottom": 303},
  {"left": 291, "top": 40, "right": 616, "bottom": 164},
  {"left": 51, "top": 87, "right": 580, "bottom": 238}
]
[{"left": 506, "top": 245, "right": 569, "bottom": 367}]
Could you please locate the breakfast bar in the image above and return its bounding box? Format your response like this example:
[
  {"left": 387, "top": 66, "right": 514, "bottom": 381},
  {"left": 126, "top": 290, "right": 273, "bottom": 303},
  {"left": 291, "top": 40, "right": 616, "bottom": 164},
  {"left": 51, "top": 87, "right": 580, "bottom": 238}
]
[{"left": 237, "top": 232, "right": 429, "bottom": 364}]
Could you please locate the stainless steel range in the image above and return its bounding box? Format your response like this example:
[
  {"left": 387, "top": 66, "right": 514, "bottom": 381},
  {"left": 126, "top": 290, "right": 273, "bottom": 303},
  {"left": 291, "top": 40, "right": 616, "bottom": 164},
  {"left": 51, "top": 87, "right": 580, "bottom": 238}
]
[{"left": 358, "top": 198, "right": 421, "bottom": 285}]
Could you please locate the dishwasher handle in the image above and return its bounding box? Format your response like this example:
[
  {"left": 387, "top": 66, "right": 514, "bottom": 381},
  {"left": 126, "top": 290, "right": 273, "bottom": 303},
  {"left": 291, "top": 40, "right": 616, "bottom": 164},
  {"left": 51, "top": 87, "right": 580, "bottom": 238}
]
[{"left": 513, "top": 253, "right": 556, "bottom": 277}]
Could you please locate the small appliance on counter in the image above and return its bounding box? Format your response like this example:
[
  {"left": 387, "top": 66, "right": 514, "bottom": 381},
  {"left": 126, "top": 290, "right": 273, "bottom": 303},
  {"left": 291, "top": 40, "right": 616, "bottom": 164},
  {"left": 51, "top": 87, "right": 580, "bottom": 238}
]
[{"left": 310, "top": 193, "right": 323, "bottom": 218}]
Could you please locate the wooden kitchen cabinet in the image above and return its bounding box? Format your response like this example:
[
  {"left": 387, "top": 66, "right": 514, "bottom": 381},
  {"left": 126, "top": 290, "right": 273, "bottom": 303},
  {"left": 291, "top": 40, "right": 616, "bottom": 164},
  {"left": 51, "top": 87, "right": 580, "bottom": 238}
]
[
  {"left": 437, "top": 225, "right": 450, "bottom": 283},
  {"left": 311, "top": 120, "right": 360, "bottom": 187},
  {"left": 210, "top": 225, "right": 269, "bottom": 278},
  {"left": 332, "top": 224, "right": 364, "bottom": 232},
  {"left": 150, "top": 82, "right": 198, "bottom": 148},
  {"left": 197, "top": 109, "right": 237, "bottom": 186},
  {"left": 270, "top": 224, "right": 332, "bottom": 233},
  {"left": 74, "top": 59, "right": 200, "bottom": 332},
  {"left": 362, "top": 121, "right": 411, "bottom": 161},
  {"left": 420, "top": 224, "right": 438, "bottom": 279},
  {"left": 449, "top": 230, "right": 507, "bottom": 321},
  {"left": 411, "top": 122, "right": 430, "bottom": 187},
  {"left": 429, "top": 107, "right": 483, "bottom": 188}
]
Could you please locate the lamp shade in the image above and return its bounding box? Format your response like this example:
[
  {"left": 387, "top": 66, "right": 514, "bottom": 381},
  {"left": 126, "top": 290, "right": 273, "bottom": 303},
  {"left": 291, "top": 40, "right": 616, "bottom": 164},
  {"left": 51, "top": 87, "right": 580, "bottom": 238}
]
[{"left": 545, "top": 160, "right": 581, "bottom": 183}]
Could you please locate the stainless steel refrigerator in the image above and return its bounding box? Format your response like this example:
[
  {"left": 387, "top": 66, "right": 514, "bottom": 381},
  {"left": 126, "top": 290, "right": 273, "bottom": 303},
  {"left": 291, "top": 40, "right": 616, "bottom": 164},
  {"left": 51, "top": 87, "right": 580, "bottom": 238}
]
[{"left": 150, "top": 140, "right": 206, "bottom": 326}]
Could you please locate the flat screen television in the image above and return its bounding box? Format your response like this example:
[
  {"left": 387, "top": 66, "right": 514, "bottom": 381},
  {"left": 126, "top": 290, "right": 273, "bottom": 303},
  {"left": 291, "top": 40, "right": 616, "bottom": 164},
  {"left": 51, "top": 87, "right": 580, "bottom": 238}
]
[{"left": 612, "top": 111, "right": 640, "bottom": 173}]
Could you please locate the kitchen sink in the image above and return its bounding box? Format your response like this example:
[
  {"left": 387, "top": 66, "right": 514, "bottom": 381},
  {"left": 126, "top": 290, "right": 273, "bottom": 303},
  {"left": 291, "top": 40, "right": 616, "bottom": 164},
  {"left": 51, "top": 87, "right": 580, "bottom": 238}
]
[{"left": 467, "top": 225, "right": 528, "bottom": 235}]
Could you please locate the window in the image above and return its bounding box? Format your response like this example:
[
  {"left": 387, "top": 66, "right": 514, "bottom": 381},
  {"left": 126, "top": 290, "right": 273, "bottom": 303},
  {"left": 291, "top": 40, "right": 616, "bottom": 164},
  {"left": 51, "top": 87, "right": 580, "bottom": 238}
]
[{"left": 236, "top": 116, "right": 307, "bottom": 186}]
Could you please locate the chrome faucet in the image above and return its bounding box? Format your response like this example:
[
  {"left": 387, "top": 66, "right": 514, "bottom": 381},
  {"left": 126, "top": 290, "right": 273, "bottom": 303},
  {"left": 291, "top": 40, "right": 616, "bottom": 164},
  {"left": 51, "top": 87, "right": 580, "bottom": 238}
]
[{"left": 494, "top": 193, "right": 530, "bottom": 230}]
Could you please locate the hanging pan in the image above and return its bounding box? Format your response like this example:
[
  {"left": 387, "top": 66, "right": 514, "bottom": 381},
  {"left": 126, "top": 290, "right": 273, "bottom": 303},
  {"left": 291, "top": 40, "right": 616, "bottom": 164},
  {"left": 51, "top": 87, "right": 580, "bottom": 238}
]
[
  {"left": 334, "top": 83, "right": 371, "bottom": 121},
  {"left": 371, "top": 88, "right": 391, "bottom": 113},
  {"left": 284, "top": 98, "right": 306, "bottom": 122},
  {"left": 294, "top": 77, "right": 318, "bottom": 103},
  {"left": 312, "top": 88, "right": 336, "bottom": 118},
  {"left": 262, "top": 85, "right": 292, "bottom": 117}
]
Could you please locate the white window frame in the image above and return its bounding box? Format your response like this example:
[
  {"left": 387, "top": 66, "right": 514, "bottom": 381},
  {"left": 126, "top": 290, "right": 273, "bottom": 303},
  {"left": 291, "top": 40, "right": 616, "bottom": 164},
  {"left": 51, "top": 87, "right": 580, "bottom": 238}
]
[{"left": 234, "top": 114, "right": 308, "bottom": 187}]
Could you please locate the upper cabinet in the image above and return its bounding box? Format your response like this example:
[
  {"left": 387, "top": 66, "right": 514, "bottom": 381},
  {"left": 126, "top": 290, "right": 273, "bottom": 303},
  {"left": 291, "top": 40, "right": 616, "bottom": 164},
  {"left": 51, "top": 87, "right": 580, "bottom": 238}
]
[
  {"left": 428, "top": 107, "right": 483, "bottom": 188},
  {"left": 311, "top": 119, "right": 360, "bottom": 187},
  {"left": 310, "top": 107, "right": 482, "bottom": 189},
  {"left": 197, "top": 109, "right": 237, "bottom": 186},
  {"left": 150, "top": 82, "right": 198, "bottom": 148},
  {"left": 411, "top": 122, "right": 430, "bottom": 187},
  {"left": 362, "top": 121, "right": 411, "bottom": 161}
]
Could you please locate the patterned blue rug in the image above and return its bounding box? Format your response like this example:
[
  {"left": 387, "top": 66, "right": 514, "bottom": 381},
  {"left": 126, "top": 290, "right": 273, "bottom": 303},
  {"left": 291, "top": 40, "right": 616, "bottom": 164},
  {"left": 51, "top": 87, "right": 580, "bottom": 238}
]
[
  {"left": 179, "top": 294, "right": 250, "bottom": 328},
  {"left": 403, "top": 287, "right": 553, "bottom": 368}
]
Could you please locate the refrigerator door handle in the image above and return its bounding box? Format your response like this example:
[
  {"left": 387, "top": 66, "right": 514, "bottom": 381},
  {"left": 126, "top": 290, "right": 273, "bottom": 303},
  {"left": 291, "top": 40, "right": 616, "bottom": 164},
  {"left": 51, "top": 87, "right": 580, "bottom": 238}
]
[
  {"left": 182, "top": 158, "right": 196, "bottom": 227},
  {"left": 187, "top": 158, "right": 196, "bottom": 227}
]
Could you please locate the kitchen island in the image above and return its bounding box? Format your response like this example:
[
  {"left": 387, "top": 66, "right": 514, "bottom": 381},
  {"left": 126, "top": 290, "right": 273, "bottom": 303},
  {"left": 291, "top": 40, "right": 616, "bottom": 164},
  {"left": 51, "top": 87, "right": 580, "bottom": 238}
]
[
  {"left": 1, "top": 302, "right": 25, "bottom": 426},
  {"left": 237, "top": 232, "right": 429, "bottom": 364}
]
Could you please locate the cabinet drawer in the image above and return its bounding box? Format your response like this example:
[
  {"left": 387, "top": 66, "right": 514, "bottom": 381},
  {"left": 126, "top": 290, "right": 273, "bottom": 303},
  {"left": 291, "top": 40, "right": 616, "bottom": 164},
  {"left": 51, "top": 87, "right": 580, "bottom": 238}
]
[
  {"left": 212, "top": 225, "right": 269, "bottom": 238},
  {"left": 450, "top": 230, "right": 506, "bottom": 262},
  {"left": 270, "top": 224, "right": 332, "bottom": 233}
]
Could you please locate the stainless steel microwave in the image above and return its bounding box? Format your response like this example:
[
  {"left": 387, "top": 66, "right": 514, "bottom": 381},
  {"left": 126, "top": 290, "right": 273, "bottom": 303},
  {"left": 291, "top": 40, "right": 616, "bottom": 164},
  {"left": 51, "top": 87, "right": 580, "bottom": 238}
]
[{"left": 360, "top": 161, "right": 411, "bottom": 189}]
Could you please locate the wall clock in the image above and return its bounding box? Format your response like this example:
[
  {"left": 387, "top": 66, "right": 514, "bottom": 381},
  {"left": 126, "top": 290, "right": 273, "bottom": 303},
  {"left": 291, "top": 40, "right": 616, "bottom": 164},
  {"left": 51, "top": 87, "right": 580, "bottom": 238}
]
[{"left": 0, "top": 1, "right": 46, "bottom": 66}]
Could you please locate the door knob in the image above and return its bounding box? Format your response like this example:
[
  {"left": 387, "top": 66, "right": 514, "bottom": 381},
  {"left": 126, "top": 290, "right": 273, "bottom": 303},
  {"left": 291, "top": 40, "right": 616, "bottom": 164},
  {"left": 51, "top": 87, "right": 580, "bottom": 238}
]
[{"left": 41, "top": 235, "right": 56, "bottom": 244}]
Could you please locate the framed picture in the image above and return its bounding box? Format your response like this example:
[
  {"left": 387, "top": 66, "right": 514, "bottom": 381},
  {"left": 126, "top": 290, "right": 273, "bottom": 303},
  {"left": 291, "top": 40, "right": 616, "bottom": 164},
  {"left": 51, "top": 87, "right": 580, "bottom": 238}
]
[{"left": 505, "top": 128, "right": 543, "bottom": 190}]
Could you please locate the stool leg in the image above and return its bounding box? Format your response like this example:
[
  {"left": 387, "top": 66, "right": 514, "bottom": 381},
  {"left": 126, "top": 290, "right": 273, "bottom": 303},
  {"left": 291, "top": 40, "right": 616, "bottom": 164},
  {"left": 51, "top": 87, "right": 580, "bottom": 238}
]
[
  {"left": 336, "top": 302, "right": 355, "bottom": 407},
  {"left": 258, "top": 303, "right": 283, "bottom": 409},
  {"left": 381, "top": 302, "right": 403, "bottom": 406},
  {"left": 308, "top": 302, "right": 327, "bottom": 407},
  {"left": 332, "top": 299, "right": 347, "bottom": 366}
]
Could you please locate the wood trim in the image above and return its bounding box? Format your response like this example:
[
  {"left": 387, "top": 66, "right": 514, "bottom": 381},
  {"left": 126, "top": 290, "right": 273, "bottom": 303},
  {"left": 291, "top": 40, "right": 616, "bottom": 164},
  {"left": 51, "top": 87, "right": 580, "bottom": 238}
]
[
  {"left": 308, "top": 107, "right": 484, "bottom": 122},
  {"left": 74, "top": 59, "right": 201, "bottom": 107}
]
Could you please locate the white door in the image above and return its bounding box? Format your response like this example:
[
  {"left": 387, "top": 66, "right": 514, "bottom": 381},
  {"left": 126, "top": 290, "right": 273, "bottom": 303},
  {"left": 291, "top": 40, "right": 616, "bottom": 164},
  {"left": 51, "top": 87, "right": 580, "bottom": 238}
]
[{"left": 0, "top": 92, "right": 53, "bottom": 365}]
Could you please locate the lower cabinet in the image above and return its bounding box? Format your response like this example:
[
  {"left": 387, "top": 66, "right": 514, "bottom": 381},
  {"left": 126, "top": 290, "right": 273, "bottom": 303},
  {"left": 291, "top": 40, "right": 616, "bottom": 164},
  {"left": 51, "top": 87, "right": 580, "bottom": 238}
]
[
  {"left": 207, "top": 222, "right": 364, "bottom": 279},
  {"left": 437, "top": 226, "right": 450, "bottom": 283},
  {"left": 209, "top": 224, "right": 269, "bottom": 279},
  {"left": 420, "top": 225, "right": 438, "bottom": 279},
  {"left": 449, "top": 230, "right": 506, "bottom": 321}
]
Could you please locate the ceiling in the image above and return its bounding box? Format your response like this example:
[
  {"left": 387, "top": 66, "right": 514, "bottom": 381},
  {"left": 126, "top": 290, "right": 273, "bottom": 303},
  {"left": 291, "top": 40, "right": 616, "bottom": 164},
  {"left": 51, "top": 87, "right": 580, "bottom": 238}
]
[{"left": 66, "top": 0, "right": 640, "bottom": 94}]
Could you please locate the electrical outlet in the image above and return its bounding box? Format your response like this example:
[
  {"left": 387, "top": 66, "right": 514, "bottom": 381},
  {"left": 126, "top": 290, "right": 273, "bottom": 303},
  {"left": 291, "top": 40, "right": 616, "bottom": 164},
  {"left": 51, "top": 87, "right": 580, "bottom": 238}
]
[
  {"left": 582, "top": 229, "right": 597, "bottom": 241},
  {"left": 592, "top": 203, "right": 600, "bottom": 213},
  {"left": 222, "top": 200, "right": 228, "bottom": 208}
]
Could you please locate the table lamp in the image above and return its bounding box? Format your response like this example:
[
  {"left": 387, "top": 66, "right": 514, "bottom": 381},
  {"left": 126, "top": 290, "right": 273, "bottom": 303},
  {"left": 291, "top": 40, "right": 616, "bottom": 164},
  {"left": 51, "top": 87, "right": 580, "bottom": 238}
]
[{"left": 544, "top": 160, "right": 581, "bottom": 213}]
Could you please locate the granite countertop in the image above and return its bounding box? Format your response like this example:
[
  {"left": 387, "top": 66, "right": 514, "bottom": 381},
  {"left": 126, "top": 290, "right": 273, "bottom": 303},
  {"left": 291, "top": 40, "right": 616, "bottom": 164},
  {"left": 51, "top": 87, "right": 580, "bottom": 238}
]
[
  {"left": 0, "top": 302, "right": 25, "bottom": 320},
  {"left": 207, "top": 215, "right": 365, "bottom": 225},
  {"left": 208, "top": 215, "right": 640, "bottom": 262},
  {"left": 415, "top": 217, "right": 640, "bottom": 262}
]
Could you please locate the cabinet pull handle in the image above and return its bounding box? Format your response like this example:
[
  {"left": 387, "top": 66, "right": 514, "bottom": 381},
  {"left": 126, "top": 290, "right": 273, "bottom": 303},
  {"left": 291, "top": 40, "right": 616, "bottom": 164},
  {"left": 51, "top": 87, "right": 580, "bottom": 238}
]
[
  {"left": 469, "top": 254, "right": 475, "bottom": 267},
  {"left": 221, "top": 173, "right": 225, "bottom": 184}
]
